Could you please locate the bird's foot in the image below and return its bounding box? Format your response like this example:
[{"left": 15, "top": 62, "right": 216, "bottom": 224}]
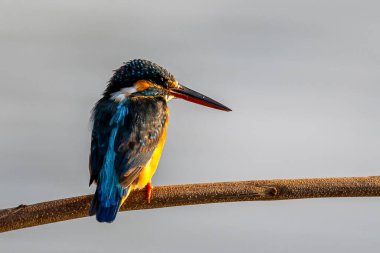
[{"left": 146, "top": 182, "right": 154, "bottom": 203}]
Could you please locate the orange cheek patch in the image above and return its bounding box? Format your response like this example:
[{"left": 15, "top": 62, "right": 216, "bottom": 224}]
[
  {"left": 168, "top": 80, "right": 180, "bottom": 88},
  {"left": 134, "top": 80, "right": 153, "bottom": 91}
]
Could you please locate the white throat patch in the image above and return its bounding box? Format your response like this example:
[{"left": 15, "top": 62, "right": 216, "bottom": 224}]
[
  {"left": 111, "top": 87, "right": 138, "bottom": 102},
  {"left": 165, "top": 95, "right": 174, "bottom": 101}
]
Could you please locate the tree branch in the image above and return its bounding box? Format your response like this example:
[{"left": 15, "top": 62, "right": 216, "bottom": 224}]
[{"left": 1, "top": 176, "right": 380, "bottom": 233}]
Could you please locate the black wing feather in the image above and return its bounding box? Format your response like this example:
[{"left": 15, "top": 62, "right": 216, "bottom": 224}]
[{"left": 89, "top": 97, "right": 167, "bottom": 188}]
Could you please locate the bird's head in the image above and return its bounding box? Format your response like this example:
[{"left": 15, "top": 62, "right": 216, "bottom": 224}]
[{"left": 103, "top": 59, "right": 231, "bottom": 111}]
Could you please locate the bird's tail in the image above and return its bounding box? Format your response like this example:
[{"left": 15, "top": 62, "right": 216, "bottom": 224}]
[{"left": 89, "top": 183, "right": 125, "bottom": 223}]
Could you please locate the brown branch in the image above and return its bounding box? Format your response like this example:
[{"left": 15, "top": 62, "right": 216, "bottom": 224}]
[{"left": 1, "top": 176, "right": 380, "bottom": 233}]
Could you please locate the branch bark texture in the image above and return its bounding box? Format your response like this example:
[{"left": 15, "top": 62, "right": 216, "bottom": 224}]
[{"left": 1, "top": 176, "right": 380, "bottom": 233}]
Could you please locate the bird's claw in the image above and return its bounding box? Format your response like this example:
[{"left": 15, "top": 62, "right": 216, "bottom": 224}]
[{"left": 146, "top": 182, "right": 153, "bottom": 203}]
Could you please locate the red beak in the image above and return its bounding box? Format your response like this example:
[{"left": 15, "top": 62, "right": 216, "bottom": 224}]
[{"left": 169, "top": 84, "right": 231, "bottom": 112}]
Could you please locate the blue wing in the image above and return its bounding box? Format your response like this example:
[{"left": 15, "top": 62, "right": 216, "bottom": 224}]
[
  {"left": 89, "top": 97, "right": 167, "bottom": 186},
  {"left": 88, "top": 97, "right": 167, "bottom": 222}
]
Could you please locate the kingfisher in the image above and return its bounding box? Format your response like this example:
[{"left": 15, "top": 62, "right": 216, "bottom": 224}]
[{"left": 88, "top": 59, "right": 231, "bottom": 222}]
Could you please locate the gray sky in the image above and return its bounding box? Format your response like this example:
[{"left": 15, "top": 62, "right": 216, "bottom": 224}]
[{"left": 1, "top": 0, "right": 379, "bottom": 252}]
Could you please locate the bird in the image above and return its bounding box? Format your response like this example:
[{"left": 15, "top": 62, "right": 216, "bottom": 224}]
[{"left": 88, "top": 59, "right": 231, "bottom": 222}]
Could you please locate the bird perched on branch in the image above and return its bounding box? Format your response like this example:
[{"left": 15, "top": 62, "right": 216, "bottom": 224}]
[{"left": 89, "top": 59, "right": 231, "bottom": 222}]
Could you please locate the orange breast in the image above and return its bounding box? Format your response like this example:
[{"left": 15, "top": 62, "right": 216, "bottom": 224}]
[{"left": 125, "top": 107, "right": 169, "bottom": 198}]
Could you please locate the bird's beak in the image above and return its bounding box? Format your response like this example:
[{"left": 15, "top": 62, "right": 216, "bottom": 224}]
[{"left": 169, "top": 84, "right": 231, "bottom": 112}]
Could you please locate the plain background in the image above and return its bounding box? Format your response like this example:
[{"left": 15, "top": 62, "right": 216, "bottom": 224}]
[{"left": 1, "top": 0, "right": 379, "bottom": 252}]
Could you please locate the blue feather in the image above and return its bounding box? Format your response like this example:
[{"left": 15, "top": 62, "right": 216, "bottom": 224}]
[{"left": 90, "top": 101, "right": 128, "bottom": 222}]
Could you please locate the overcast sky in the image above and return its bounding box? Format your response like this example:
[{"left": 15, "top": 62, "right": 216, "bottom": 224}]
[{"left": 1, "top": 0, "right": 379, "bottom": 252}]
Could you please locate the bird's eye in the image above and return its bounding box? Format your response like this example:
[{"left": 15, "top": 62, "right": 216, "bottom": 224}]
[{"left": 162, "top": 81, "right": 170, "bottom": 89}]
